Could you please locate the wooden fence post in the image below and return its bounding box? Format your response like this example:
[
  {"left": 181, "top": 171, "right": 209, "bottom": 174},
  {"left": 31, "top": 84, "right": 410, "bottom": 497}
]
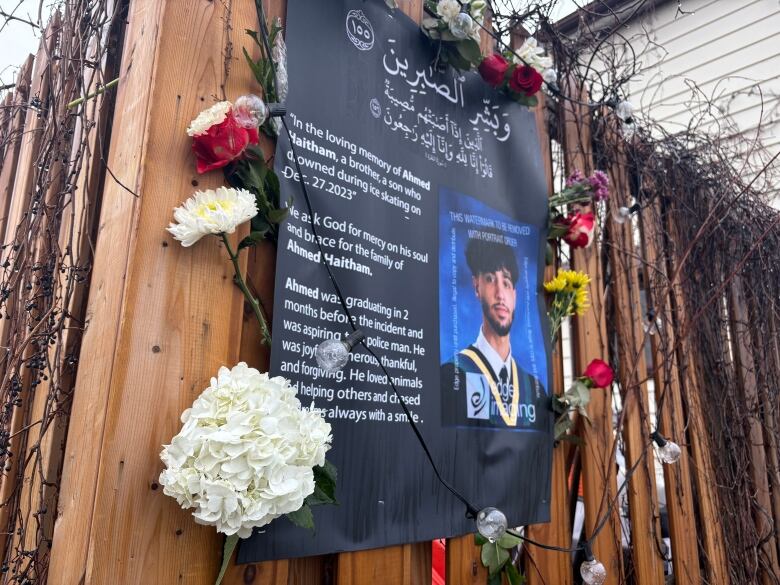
[
  {"left": 605, "top": 138, "right": 665, "bottom": 585},
  {"left": 561, "top": 83, "right": 623, "bottom": 585},
  {"left": 639, "top": 200, "right": 702, "bottom": 585},
  {"left": 664, "top": 208, "right": 730, "bottom": 584},
  {"left": 48, "top": 0, "right": 259, "bottom": 583},
  {"left": 728, "top": 275, "right": 780, "bottom": 584}
]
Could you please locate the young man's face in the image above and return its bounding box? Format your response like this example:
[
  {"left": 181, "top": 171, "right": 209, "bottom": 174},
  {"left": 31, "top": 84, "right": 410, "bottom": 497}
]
[{"left": 473, "top": 268, "right": 516, "bottom": 337}]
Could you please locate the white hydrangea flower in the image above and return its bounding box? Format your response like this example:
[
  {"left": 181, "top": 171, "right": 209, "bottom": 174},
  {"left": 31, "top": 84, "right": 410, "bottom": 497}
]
[
  {"left": 186, "top": 101, "right": 232, "bottom": 137},
  {"left": 167, "top": 186, "right": 258, "bottom": 247},
  {"left": 159, "top": 363, "right": 333, "bottom": 538},
  {"left": 437, "top": 0, "right": 461, "bottom": 25}
]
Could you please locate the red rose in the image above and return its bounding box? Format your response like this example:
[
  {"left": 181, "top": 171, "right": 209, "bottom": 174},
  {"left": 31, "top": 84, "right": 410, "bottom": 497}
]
[
  {"left": 191, "top": 111, "right": 260, "bottom": 174},
  {"left": 562, "top": 211, "right": 595, "bottom": 249},
  {"left": 509, "top": 65, "right": 543, "bottom": 97},
  {"left": 479, "top": 54, "right": 509, "bottom": 88},
  {"left": 583, "top": 359, "right": 614, "bottom": 388}
]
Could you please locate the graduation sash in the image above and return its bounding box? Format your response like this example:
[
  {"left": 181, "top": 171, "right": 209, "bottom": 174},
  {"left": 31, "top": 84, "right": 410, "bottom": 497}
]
[{"left": 459, "top": 348, "right": 519, "bottom": 427}]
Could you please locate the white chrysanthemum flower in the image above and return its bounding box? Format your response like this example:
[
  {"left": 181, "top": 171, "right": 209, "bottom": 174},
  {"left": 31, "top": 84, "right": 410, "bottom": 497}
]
[
  {"left": 160, "top": 363, "right": 333, "bottom": 538},
  {"left": 437, "top": 0, "right": 461, "bottom": 24},
  {"left": 186, "top": 101, "right": 232, "bottom": 137},
  {"left": 167, "top": 187, "right": 258, "bottom": 247}
]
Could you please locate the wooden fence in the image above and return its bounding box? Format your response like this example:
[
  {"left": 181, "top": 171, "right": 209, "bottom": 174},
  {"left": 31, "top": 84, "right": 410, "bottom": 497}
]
[{"left": 0, "top": 1, "right": 778, "bottom": 584}]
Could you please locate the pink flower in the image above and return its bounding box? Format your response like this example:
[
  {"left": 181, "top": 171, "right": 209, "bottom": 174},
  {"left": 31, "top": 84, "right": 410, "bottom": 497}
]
[
  {"left": 588, "top": 170, "right": 610, "bottom": 201},
  {"left": 187, "top": 102, "right": 260, "bottom": 174},
  {"left": 561, "top": 211, "right": 595, "bottom": 248}
]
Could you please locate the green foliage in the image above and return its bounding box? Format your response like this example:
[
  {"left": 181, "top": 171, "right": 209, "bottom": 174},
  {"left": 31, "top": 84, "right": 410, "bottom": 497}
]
[
  {"left": 243, "top": 21, "right": 283, "bottom": 104},
  {"left": 551, "top": 379, "right": 594, "bottom": 442},
  {"left": 214, "top": 534, "right": 240, "bottom": 585},
  {"left": 475, "top": 531, "right": 527, "bottom": 584},
  {"left": 224, "top": 145, "right": 289, "bottom": 247}
]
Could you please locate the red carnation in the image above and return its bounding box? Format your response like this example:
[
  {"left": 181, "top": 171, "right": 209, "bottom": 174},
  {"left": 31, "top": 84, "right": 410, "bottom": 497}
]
[
  {"left": 561, "top": 211, "right": 596, "bottom": 249},
  {"left": 479, "top": 54, "right": 509, "bottom": 88},
  {"left": 583, "top": 359, "right": 614, "bottom": 388},
  {"left": 509, "top": 65, "right": 543, "bottom": 97},
  {"left": 190, "top": 110, "right": 259, "bottom": 174}
]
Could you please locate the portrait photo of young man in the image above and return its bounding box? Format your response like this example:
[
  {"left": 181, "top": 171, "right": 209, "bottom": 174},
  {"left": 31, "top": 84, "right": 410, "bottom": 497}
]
[{"left": 440, "top": 233, "right": 545, "bottom": 430}]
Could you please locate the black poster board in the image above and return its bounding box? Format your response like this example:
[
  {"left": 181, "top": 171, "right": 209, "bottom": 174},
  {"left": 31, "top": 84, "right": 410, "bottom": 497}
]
[{"left": 239, "top": 0, "right": 552, "bottom": 562}]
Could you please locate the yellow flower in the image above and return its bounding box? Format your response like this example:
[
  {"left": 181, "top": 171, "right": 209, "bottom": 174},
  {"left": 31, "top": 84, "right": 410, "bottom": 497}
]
[
  {"left": 573, "top": 288, "right": 590, "bottom": 315},
  {"left": 559, "top": 270, "right": 591, "bottom": 293},
  {"left": 544, "top": 275, "right": 567, "bottom": 293}
]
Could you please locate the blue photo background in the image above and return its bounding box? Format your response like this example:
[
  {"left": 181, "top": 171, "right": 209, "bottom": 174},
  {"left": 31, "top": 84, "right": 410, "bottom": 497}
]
[{"left": 438, "top": 187, "right": 547, "bottom": 392}]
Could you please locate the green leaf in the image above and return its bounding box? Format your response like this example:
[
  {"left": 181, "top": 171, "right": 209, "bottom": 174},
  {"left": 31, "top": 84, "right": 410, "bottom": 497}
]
[
  {"left": 554, "top": 416, "right": 573, "bottom": 441},
  {"left": 267, "top": 206, "right": 290, "bottom": 224},
  {"left": 214, "top": 534, "right": 239, "bottom": 585},
  {"left": 474, "top": 533, "right": 488, "bottom": 546},
  {"left": 238, "top": 231, "right": 267, "bottom": 251},
  {"left": 286, "top": 504, "right": 315, "bottom": 532},
  {"left": 243, "top": 47, "right": 265, "bottom": 87},
  {"left": 488, "top": 573, "right": 503, "bottom": 585},
  {"left": 496, "top": 532, "right": 522, "bottom": 549},
  {"left": 505, "top": 562, "right": 526, "bottom": 585},
  {"left": 307, "top": 460, "right": 338, "bottom": 507},
  {"left": 455, "top": 39, "right": 482, "bottom": 67},
  {"left": 481, "top": 541, "right": 510, "bottom": 576}
]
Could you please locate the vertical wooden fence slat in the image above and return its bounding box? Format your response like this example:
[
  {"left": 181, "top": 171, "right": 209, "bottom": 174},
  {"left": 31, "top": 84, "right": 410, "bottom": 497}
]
[
  {"left": 728, "top": 275, "right": 780, "bottom": 584},
  {"left": 763, "top": 310, "right": 780, "bottom": 566},
  {"left": 48, "top": 0, "right": 258, "bottom": 583},
  {"left": 664, "top": 210, "right": 729, "bottom": 584},
  {"left": 0, "top": 19, "right": 60, "bottom": 571},
  {"left": 639, "top": 201, "right": 702, "bottom": 585},
  {"left": 606, "top": 142, "right": 665, "bottom": 585},
  {"left": 0, "top": 57, "right": 33, "bottom": 244},
  {"left": 524, "top": 94, "right": 572, "bottom": 585},
  {"left": 561, "top": 84, "right": 622, "bottom": 584}
]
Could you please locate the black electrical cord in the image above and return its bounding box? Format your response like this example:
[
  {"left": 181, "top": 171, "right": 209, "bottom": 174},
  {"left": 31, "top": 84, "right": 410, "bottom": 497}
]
[{"left": 252, "top": 0, "right": 666, "bottom": 564}]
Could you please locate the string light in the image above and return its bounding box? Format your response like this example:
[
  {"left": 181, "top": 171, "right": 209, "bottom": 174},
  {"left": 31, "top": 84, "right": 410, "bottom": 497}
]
[
  {"left": 475, "top": 507, "right": 508, "bottom": 542},
  {"left": 652, "top": 431, "right": 682, "bottom": 464},
  {"left": 580, "top": 543, "right": 607, "bottom": 585},
  {"left": 252, "top": 0, "right": 678, "bottom": 572},
  {"left": 643, "top": 310, "right": 662, "bottom": 336},
  {"left": 315, "top": 330, "right": 366, "bottom": 373},
  {"left": 613, "top": 202, "right": 640, "bottom": 225},
  {"left": 615, "top": 100, "right": 634, "bottom": 124},
  {"left": 450, "top": 13, "right": 475, "bottom": 40}
]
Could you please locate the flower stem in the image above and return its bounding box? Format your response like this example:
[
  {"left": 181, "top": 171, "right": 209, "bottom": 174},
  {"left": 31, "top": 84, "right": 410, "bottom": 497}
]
[
  {"left": 221, "top": 234, "right": 272, "bottom": 346},
  {"left": 67, "top": 77, "right": 119, "bottom": 109}
]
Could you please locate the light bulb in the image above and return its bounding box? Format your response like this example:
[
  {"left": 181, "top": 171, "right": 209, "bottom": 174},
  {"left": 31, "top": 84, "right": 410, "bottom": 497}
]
[
  {"left": 615, "top": 100, "right": 634, "bottom": 122},
  {"left": 643, "top": 317, "right": 662, "bottom": 336},
  {"left": 475, "top": 507, "right": 507, "bottom": 543},
  {"left": 652, "top": 432, "right": 682, "bottom": 464},
  {"left": 315, "top": 330, "right": 365, "bottom": 373},
  {"left": 658, "top": 440, "right": 682, "bottom": 464},
  {"left": 580, "top": 559, "right": 607, "bottom": 585},
  {"left": 233, "top": 94, "right": 269, "bottom": 129},
  {"left": 613, "top": 206, "right": 631, "bottom": 224},
  {"left": 620, "top": 119, "right": 636, "bottom": 139},
  {"left": 449, "top": 13, "right": 475, "bottom": 40}
]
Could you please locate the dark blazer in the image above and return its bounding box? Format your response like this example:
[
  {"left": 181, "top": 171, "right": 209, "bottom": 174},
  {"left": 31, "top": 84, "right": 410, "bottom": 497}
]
[{"left": 440, "top": 344, "right": 545, "bottom": 430}]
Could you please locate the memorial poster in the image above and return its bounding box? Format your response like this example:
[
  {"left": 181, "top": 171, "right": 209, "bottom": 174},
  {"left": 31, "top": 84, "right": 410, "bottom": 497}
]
[{"left": 240, "top": 0, "right": 552, "bottom": 562}]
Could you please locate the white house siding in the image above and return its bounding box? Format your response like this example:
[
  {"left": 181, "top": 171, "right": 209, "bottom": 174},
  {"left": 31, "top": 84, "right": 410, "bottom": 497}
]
[{"left": 577, "top": 0, "right": 780, "bottom": 200}]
